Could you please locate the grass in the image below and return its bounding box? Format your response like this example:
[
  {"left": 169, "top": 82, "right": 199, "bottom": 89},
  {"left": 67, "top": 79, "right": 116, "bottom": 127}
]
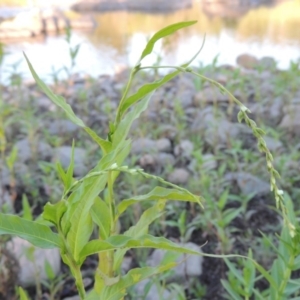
[{"left": 0, "top": 23, "right": 300, "bottom": 299}]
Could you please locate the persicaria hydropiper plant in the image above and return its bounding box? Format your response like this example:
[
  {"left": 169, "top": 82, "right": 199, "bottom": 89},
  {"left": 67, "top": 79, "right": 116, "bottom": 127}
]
[{"left": 0, "top": 21, "right": 298, "bottom": 300}]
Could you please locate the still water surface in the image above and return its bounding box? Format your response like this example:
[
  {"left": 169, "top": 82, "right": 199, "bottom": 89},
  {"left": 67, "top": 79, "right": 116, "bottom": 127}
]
[{"left": 1, "top": 0, "right": 300, "bottom": 83}]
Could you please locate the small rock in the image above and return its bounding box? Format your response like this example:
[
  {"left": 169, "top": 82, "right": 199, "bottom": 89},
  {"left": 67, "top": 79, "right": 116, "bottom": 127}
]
[
  {"left": 155, "top": 138, "right": 172, "bottom": 153},
  {"left": 191, "top": 107, "right": 225, "bottom": 132},
  {"left": 0, "top": 186, "right": 12, "bottom": 212},
  {"left": 168, "top": 168, "right": 190, "bottom": 184},
  {"left": 147, "top": 242, "right": 203, "bottom": 280},
  {"left": 176, "top": 90, "right": 194, "bottom": 108},
  {"left": 52, "top": 146, "right": 87, "bottom": 176},
  {"left": 0, "top": 247, "right": 19, "bottom": 298},
  {"left": 131, "top": 138, "right": 157, "bottom": 155},
  {"left": 279, "top": 105, "right": 300, "bottom": 135},
  {"left": 139, "top": 154, "right": 156, "bottom": 168},
  {"left": 259, "top": 56, "right": 276, "bottom": 69},
  {"left": 156, "top": 153, "right": 176, "bottom": 167},
  {"left": 201, "top": 154, "right": 218, "bottom": 171},
  {"left": 48, "top": 120, "right": 79, "bottom": 136},
  {"left": 135, "top": 279, "right": 170, "bottom": 300},
  {"left": 15, "top": 138, "right": 52, "bottom": 163},
  {"left": 174, "top": 140, "right": 194, "bottom": 158},
  {"left": 194, "top": 87, "right": 228, "bottom": 105},
  {"left": 121, "top": 256, "right": 132, "bottom": 274},
  {"left": 225, "top": 172, "right": 270, "bottom": 196},
  {"left": 204, "top": 120, "right": 251, "bottom": 149},
  {"left": 236, "top": 54, "right": 259, "bottom": 69},
  {"left": 6, "top": 237, "right": 61, "bottom": 288},
  {"left": 264, "top": 136, "right": 284, "bottom": 153}
]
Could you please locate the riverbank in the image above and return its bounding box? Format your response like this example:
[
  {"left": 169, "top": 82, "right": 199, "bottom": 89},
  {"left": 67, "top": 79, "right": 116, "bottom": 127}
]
[{"left": 1, "top": 54, "right": 300, "bottom": 299}]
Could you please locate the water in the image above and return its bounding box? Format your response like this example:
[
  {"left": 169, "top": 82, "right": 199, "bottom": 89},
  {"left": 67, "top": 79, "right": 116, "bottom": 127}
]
[{"left": 1, "top": 0, "right": 300, "bottom": 84}]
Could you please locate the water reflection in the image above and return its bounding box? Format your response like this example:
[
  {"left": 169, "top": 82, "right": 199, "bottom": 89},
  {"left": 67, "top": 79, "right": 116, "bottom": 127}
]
[{"left": 1, "top": 0, "right": 300, "bottom": 84}]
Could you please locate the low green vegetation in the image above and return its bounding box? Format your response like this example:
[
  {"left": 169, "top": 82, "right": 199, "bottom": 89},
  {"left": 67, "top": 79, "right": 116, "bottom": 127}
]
[{"left": 0, "top": 21, "right": 300, "bottom": 299}]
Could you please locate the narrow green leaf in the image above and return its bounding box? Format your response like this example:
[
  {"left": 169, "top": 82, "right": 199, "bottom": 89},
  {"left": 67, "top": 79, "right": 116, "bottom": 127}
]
[
  {"left": 66, "top": 140, "right": 75, "bottom": 189},
  {"left": 24, "top": 53, "right": 111, "bottom": 154},
  {"left": 254, "top": 260, "right": 277, "bottom": 290},
  {"left": 80, "top": 234, "right": 202, "bottom": 264},
  {"left": 22, "top": 194, "right": 32, "bottom": 221},
  {"left": 112, "top": 92, "right": 154, "bottom": 148},
  {"left": 43, "top": 201, "right": 67, "bottom": 227},
  {"left": 56, "top": 161, "right": 67, "bottom": 188},
  {"left": 117, "top": 187, "right": 199, "bottom": 216},
  {"left": 114, "top": 201, "right": 165, "bottom": 270},
  {"left": 91, "top": 197, "right": 111, "bottom": 240},
  {"left": 0, "top": 213, "right": 61, "bottom": 248},
  {"left": 44, "top": 259, "right": 56, "bottom": 280},
  {"left": 88, "top": 263, "right": 178, "bottom": 300},
  {"left": 119, "top": 70, "right": 179, "bottom": 118},
  {"left": 221, "top": 280, "right": 243, "bottom": 300},
  {"left": 66, "top": 174, "right": 108, "bottom": 262},
  {"left": 19, "top": 287, "right": 29, "bottom": 300},
  {"left": 140, "top": 21, "right": 197, "bottom": 61}
]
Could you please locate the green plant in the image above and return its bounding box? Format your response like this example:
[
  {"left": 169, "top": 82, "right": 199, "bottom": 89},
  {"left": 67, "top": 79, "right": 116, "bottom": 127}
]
[
  {"left": 222, "top": 194, "right": 300, "bottom": 300},
  {"left": 0, "top": 20, "right": 298, "bottom": 300}
]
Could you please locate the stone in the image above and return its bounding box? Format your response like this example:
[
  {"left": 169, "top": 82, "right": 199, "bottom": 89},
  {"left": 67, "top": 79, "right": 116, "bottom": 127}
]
[
  {"left": 194, "top": 87, "right": 228, "bottom": 105},
  {"left": 147, "top": 242, "right": 203, "bottom": 280},
  {"left": 236, "top": 54, "right": 259, "bottom": 69},
  {"left": 155, "top": 138, "right": 171, "bottom": 153},
  {"left": 174, "top": 140, "right": 194, "bottom": 158},
  {"left": 264, "top": 136, "right": 284, "bottom": 153},
  {"left": 131, "top": 138, "right": 157, "bottom": 155},
  {"left": 48, "top": 120, "right": 79, "bottom": 136},
  {"left": 249, "top": 96, "right": 283, "bottom": 127},
  {"left": 155, "top": 153, "right": 176, "bottom": 167},
  {"left": 191, "top": 106, "right": 225, "bottom": 132},
  {"left": 135, "top": 279, "right": 170, "bottom": 300},
  {"left": 201, "top": 154, "right": 218, "bottom": 171},
  {"left": 259, "top": 56, "right": 276, "bottom": 69},
  {"left": 52, "top": 146, "right": 87, "bottom": 176},
  {"left": 167, "top": 168, "right": 190, "bottom": 185},
  {"left": 6, "top": 237, "right": 61, "bottom": 288},
  {"left": 279, "top": 105, "right": 300, "bottom": 135},
  {"left": 0, "top": 186, "right": 12, "bottom": 212},
  {"left": 0, "top": 247, "right": 20, "bottom": 298},
  {"left": 176, "top": 90, "right": 194, "bottom": 108},
  {"left": 72, "top": 0, "right": 192, "bottom": 13},
  {"left": 204, "top": 120, "right": 251, "bottom": 149},
  {"left": 225, "top": 172, "right": 270, "bottom": 196},
  {"left": 15, "top": 138, "right": 53, "bottom": 163}
]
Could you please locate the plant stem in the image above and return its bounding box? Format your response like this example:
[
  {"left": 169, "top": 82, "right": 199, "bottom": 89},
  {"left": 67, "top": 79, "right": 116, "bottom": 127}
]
[
  {"left": 115, "top": 67, "right": 136, "bottom": 125},
  {"left": 276, "top": 255, "right": 294, "bottom": 300}
]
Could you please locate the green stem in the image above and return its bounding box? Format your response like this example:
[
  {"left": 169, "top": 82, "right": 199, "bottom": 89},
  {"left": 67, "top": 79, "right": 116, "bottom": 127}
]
[
  {"left": 115, "top": 67, "right": 137, "bottom": 125},
  {"left": 107, "top": 171, "right": 116, "bottom": 277},
  {"left": 58, "top": 227, "right": 86, "bottom": 299},
  {"left": 276, "top": 255, "right": 294, "bottom": 300}
]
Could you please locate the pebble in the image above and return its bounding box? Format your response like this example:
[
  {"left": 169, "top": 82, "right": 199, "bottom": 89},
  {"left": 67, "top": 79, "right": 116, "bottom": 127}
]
[
  {"left": 6, "top": 237, "right": 61, "bottom": 288},
  {"left": 167, "top": 168, "right": 190, "bottom": 184}
]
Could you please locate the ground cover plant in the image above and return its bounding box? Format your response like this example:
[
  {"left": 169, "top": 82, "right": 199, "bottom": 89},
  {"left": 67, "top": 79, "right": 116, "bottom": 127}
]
[{"left": 0, "top": 21, "right": 300, "bottom": 299}]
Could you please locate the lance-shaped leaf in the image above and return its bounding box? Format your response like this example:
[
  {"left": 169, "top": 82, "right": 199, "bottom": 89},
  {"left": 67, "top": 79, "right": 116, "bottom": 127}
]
[
  {"left": 119, "top": 70, "right": 179, "bottom": 119},
  {"left": 24, "top": 53, "right": 111, "bottom": 154},
  {"left": 139, "top": 21, "right": 197, "bottom": 61},
  {"left": 117, "top": 186, "right": 199, "bottom": 216},
  {"left": 87, "top": 262, "right": 179, "bottom": 300},
  {"left": 91, "top": 197, "right": 111, "bottom": 240},
  {"left": 79, "top": 234, "right": 202, "bottom": 264},
  {"left": 112, "top": 92, "right": 154, "bottom": 148},
  {"left": 0, "top": 213, "right": 61, "bottom": 248},
  {"left": 66, "top": 174, "right": 108, "bottom": 263},
  {"left": 43, "top": 201, "right": 67, "bottom": 227},
  {"left": 114, "top": 201, "right": 165, "bottom": 270}
]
